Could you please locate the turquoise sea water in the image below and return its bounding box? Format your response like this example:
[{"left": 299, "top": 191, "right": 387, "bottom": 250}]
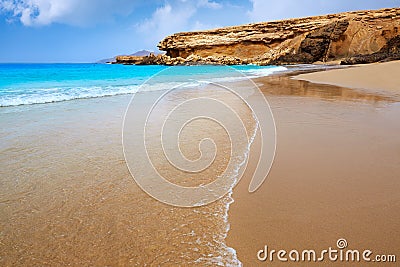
[
  {"left": 0, "top": 63, "right": 288, "bottom": 265},
  {"left": 0, "top": 63, "right": 286, "bottom": 107}
]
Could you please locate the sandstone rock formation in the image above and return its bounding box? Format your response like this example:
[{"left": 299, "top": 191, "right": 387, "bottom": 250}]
[
  {"left": 341, "top": 36, "right": 400, "bottom": 64},
  {"left": 115, "top": 55, "right": 148, "bottom": 65},
  {"left": 156, "top": 8, "right": 400, "bottom": 65},
  {"left": 115, "top": 8, "right": 400, "bottom": 65}
]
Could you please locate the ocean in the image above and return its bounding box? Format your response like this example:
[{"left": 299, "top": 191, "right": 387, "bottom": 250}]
[
  {"left": 0, "top": 63, "right": 285, "bottom": 266},
  {"left": 0, "top": 63, "right": 286, "bottom": 107}
]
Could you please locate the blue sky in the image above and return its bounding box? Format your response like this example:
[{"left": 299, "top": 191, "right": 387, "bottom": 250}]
[{"left": 0, "top": 0, "right": 399, "bottom": 62}]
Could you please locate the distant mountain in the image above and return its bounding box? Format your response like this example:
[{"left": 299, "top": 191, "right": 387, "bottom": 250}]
[
  {"left": 131, "top": 50, "right": 154, "bottom": 56},
  {"left": 96, "top": 50, "right": 161, "bottom": 64},
  {"left": 96, "top": 57, "right": 116, "bottom": 64}
]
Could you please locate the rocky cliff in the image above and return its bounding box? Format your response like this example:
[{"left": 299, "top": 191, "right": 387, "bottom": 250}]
[{"left": 117, "top": 8, "right": 400, "bottom": 65}]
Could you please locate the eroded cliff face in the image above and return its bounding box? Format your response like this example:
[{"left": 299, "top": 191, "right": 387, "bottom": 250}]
[{"left": 154, "top": 8, "right": 400, "bottom": 65}]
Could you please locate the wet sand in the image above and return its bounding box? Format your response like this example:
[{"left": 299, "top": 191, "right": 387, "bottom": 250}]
[
  {"left": 294, "top": 60, "right": 400, "bottom": 96},
  {"left": 0, "top": 92, "right": 243, "bottom": 266},
  {"left": 226, "top": 72, "right": 400, "bottom": 266},
  {"left": 1, "top": 66, "right": 400, "bottom": 266}
]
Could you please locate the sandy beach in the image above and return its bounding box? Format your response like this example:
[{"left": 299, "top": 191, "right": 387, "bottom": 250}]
[
  {"left": 294, "top": 61, "right": 400, "bottom": 96},
  {"left": 1, "top": 1, "right": 400, "bottom": 266},
  {"left": 1, "top": 63, "right": 399, "bottom": 266},
  {"left": 227, "top": 63, "right": 400, "bottom": 266}
]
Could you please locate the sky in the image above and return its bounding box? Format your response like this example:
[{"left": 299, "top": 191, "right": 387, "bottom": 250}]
[{"left": 0, "top": 0, "right": 399, "bottom": 62}]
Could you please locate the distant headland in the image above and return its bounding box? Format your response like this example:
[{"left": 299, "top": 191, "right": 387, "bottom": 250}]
[{"left": 113, "top": 8, "right": 400, "bottom": 66}]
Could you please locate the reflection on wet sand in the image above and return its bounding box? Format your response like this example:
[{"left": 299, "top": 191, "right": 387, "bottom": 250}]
[
  {"left": 227, "top": 72, "right": 400, "bottom": 266},
  {"left": 0, "top": 94, "right": 243, "bottom": 266},
  {"left": 1, "top": 69, "right": 399, "bottom": 266},
  {"left": 255, "top": 72, "right": 398, "bottom": 103}
]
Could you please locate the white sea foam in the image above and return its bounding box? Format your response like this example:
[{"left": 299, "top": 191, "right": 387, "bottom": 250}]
[
  {"left": 0, "top": 66, "right": 286, "bottom": 107},
  {"left": 202, "top": 107, "right": 259, "bottom": 267},
  {"left": 239, "top": 66, "right": 287, "bottom": 77},
  {"left": 0, "top": 82, "right": 184, "bottom": 107},
  {"left": 209, "top": 66, "right": 288, "bottom": 83}
]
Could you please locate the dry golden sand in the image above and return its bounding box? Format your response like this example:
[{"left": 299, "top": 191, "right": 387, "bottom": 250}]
[
  {"left": 1, "top": 64, "right": 399, "bottom": 266},
  {"left": 294, "top": 60, "right": 400, "bottom": 96},
  {"left": 226, "top": 66, "right": 400, "bottom": 266}
]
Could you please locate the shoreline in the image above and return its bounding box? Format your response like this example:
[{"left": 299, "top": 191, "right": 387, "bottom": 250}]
[
  {"left": 0, "top": 63, "right": 341, "bottom": 109},
  {"left": 1, "top": 62, "right": 399, "bottom": 265},
  {"left": 226, "top": 62, "right": 400, "bottom": 265},
  {"left": 293, "top": 60, "right": 400, "bottom": 97}
]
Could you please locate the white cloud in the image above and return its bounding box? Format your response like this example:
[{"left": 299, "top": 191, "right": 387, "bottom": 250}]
[
  {"left": 135, "top": 0, "right": 223, "bottom": 39},
  {"left": 191, "top": 20, "right": 220, "bottom": 31},
  {"left": 0, "top": 0, "right": 223, "bottom": 28},
  {"left": 135, "top": 2, "right": 197, "bottom": 48},
  {"left": 134, "top": 0, "right": 230, "bottom": 49},
  {"left": 0, "top": 0, "right": 139, "bottom": 26},
  {"left": 197, "top": 0, "right": 222, "bottom": 9}
]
